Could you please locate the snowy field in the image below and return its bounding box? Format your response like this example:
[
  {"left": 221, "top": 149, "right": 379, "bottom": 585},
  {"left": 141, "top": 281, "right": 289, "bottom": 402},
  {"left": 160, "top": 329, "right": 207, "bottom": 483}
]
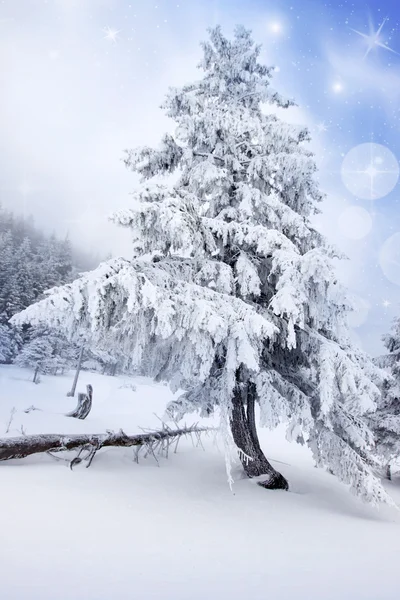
[{"left": 0, "top": 365, "right": 400, "bottom": 600}]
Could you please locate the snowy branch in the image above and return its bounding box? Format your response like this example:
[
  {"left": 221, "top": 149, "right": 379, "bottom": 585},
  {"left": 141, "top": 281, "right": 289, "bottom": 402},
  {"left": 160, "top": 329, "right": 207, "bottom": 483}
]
[{"left": 0, "top": 424, "right": 213, "bottom": 465}]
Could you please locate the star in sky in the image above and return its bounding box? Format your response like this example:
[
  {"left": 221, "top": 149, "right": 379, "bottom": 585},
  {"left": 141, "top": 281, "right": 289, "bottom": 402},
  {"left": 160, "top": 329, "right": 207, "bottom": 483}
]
[
  {"left": 382, "top": 299, "right": 391, "bottom": 308},
  {"left": 355, "top": 158, "right": 398, "bottom": 200},
  {"left": 269, "top": 22, "right": 282, "bottom": 34},
  {"left": 332, "top": 82, "right": 344, "bottom": 94},
  {"left": 103, "top": 26, "right": 121, "bottom": 43},
  {"left": 341, "top": 143, "right": 400, "bottom": 201},
  {"left": 316, "top": 122, "right": 329, "bottom": 133},
  {"left": 351, "top": 17, "right": 398, "bottom": 59}
]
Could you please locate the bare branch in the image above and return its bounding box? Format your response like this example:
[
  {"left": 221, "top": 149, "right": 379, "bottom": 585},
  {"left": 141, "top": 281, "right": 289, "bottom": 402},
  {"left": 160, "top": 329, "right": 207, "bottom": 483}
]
[
  {"left": 0, "top": 425, "right": 214, "bottom": 466},
  {"left": 5, "top": 407, "right": 16, "bottom": 434}
]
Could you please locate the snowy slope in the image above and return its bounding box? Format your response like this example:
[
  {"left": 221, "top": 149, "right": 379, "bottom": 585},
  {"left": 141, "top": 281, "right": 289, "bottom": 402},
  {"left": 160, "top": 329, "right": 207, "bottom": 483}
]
[{"left": 0, "top": 365, "right": 399, "bottom": 600}]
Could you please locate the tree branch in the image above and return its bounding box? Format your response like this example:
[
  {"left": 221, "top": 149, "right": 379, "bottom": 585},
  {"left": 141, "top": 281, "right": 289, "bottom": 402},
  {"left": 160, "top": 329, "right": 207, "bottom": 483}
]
[{"left": 0, "top": 425, "right": 212, "bottom": 464}]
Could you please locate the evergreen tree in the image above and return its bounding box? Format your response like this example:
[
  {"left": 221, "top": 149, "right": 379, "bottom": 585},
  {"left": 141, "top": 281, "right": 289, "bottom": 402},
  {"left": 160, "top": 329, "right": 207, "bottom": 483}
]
[
  {"left": 57, "top": 236, "right": 73, "bottom": 281},
  {"left": 83, "top": 347, "right": 118, "bottom": 375},
  {"left": 0, "top": 204, "right": 99, "bottom": 365},
  {"left": 12, "top": 27, "right": 388, "bottom": 503},
  {"left": 14, "top": 327, "right": 78, "bottom": 378},
  {"left": 369, "top": 318, "right": 400, "bottom": 477},
  {"left": 0, "top": 324, "right": 20, "bottom": 363},
  {"left": 5, "top": 237, "right": 36, "bottom": 317},
  {"left": 0, "top": 230, "right": 15, "bottom": 322}
]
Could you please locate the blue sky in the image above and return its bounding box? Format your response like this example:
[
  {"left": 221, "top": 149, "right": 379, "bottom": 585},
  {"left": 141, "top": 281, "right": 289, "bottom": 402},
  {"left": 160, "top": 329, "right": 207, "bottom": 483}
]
[{"left": 0, "top": 0, "right": 399, "bottom": 355}]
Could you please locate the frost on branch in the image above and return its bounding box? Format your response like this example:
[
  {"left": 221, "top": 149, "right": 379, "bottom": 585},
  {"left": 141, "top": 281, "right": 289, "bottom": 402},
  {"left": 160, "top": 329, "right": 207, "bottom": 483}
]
[
  {"left": 0, "top": 424, "right": 212, "bottom": 465},
  {"left": 368, "top": 316, "right": 400, "bottom": 474},
  {"left": 12, "top": 258, "right": 278, "bottom": 394},
  {"left": 309, "top": 427, "right": 392, "bottom": 506}
]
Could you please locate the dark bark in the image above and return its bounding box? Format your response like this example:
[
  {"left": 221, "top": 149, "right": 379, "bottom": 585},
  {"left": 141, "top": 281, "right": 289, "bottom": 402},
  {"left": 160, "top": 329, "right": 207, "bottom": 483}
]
[
  {"left": 66, "top": 384, "right": 93, "bottom": 420},
  {"left": 230, "top": 372, "right": 288, "bottom": 490},
  {"left": 0, "top": 425, "right": 210, "bottom": 463},
  {"left": 386, "top": 463, "right": 392, "bottom": 481},
  {"left": 33, "top": 366, "right": 39, "bottom": 384},
  {"left": 67, "top": 345, "right": 84, "bottom": 397}
]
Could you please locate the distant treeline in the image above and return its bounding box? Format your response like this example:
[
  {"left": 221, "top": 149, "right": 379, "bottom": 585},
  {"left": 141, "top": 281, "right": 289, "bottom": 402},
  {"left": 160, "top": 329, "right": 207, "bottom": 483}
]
[
  {"left": 0, "top": 204, "right": 105, "bottom": 370},
  {"left": 0, "top": 204, "right": 100, "bottom": 323}
]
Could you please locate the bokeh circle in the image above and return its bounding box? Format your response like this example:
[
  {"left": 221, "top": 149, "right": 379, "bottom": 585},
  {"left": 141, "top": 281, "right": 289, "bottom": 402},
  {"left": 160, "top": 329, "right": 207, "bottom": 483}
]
[
  {"left": 337, "top": 206, "right": 372, "bottom": 240},
  {"left": 341, "top": 143, "right": 399, "bottom": 201},
  {"left": 379, "top": 232, "right": 400, "bottom": 286},
  {"left": 347, "top": 294, "right": 370, "bottom": 328}
]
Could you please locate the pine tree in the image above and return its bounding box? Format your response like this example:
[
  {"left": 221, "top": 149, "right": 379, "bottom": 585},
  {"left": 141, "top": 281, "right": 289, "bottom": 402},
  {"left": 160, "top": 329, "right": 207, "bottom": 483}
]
[
  {"left": 0, "top": 324, "right": 19, "bottom": 363},
  {"left": 14, "top": 333, "right": 55, "bottom": 379},
  {"left": 12, "top": 27, "right": 388, "bottom": 503},
  {"left": 57, "top": 236, "right": 73, "bottom": 281},
  {"left": 0, "top": 230, "right": 16, "bottom": 320},
  {"left": 14, "top": 327, "right": 78, "bottom": 379},
  {"left": 5, "top": 237, "right": 36, "bottom": 317},
  {"left": 369, "top": 318, "right": 400, "bottom": 478}
]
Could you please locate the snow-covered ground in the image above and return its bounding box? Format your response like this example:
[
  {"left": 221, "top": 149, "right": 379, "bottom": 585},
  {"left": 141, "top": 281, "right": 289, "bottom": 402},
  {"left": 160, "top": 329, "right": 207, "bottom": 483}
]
[{"left": 0, "top": 365, "right": 399, "bottom": 600}]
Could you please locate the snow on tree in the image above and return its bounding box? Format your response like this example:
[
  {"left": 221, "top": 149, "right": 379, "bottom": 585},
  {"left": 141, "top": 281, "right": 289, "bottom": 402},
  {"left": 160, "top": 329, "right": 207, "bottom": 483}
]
[
  {"left": 83, "top": 347, "right": 119, "bottom": 375},
  {"left": 0, "top": 230, "right": 16, "bottom": 321},
  {"left": 0, "top": 205, "right": 87, "bottom": 321},
  {"left": 12, "top": 26, "right": 389, "bottom": 503},
  {"left": 0, "top": 324, "right": 20, "bottom": 364},
  {"left": 14, "top": 327, "right": 78, "bottom": 379},
  {"left": 15, "top": 334, "right": 54, "bottom": 381},
  {"left": 5, "top": 237, "right": 36, "bottom": 317},
  {"left": 0, "top": 205, "right": 96, "bottom": 363},
  {"left": 369, "top": 317, "right": 400, "bottom": 478},
  {"left": 36, "top": 235, "right": 73, "bottom": 290}
]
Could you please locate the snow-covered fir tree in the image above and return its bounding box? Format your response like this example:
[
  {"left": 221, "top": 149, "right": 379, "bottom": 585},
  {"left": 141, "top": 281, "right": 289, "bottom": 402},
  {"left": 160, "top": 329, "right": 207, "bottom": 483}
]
[
  {"left": 5, "top": 237, "right": 36, "bottom": 317},
  {"left": 83, "top": 347, "right": 119, "bottom": 375},
  {"left": 369, "top": 317, "right": 400, "bottom": 478},
  {"left": 0, "top": 324, "right": 20, "bottom": 364},
  {"left": 0, "top": 204, "right": 100, "bottom": 365},
  {"left": 12, "top": 27, "right": 388, "bottom": 503},
  {"left": 14, "top": 327, "right": 79, "bottom": 379}
]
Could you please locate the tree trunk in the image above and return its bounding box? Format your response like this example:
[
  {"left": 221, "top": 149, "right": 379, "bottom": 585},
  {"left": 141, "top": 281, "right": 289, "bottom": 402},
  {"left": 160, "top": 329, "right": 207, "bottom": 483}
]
[
  {"left": 67, "top": 344, "right": 84, "bottom": 397},
  {"left": 33, "top": 366, "right": 39, "bottom": 384},
  {"left": 386, "top": 463, "right": 392, "bottom": 481},
  {"left": 0, "top": 425, "right": 210, "bottom": 463},
  {"left": 66, "top": 384, "right": 93, "bottom": 420},
  {"left": 230, "top": 373, "right": 288, "bottom": 490}
]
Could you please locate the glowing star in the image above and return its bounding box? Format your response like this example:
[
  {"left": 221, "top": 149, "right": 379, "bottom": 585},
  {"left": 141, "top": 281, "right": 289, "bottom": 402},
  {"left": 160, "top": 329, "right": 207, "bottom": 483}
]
[
  {"left": 351, "top": 16, "right": 399, "bottom": 59},
  {"left": 341, "top": 143, "right": 399, "bottom": 201},
  {"left": 356, "top": 160, "right": 394, "bottom": 200},
  {"left": 269, "top": 22, "right": 282, "bottom": 34},
  {"left": 382, "top": 299, "right": 391, "bottom": 308},
  {"left": 103, "top": 26, "right": 121, "bottom": 43},
  {"left": 332, "top": 82, "right": 344, "bottom": 93}
]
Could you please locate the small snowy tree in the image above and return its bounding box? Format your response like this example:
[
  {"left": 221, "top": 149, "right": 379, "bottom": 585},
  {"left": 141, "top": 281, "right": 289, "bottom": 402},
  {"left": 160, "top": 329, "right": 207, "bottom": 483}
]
[
  {"left": 15, "top": 335, "right": 54, "bottom": 381},
  {"left": 15, "top": 327, "right": 78, "bottom": 380},
  {"left": 12, "top": 27, "right": 388, "bottom": 503},
  {"left": 85, "top": 348, "right": 119, "bottom": 375},
  {"left": 369, "top": 317, "right": 400, "bottom": 478},
  {"left": 0, "top": 324, "right": 19, "bottom": 364}
]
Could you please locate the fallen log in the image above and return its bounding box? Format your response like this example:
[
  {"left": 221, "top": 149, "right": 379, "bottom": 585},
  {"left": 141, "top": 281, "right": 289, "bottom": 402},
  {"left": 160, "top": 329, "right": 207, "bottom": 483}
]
[
  {"left": 66, "top": 384, "right": 93, "bottom": 420},
  {"left": 0, "top": 424, "right": 211, "bottom": 466}
]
